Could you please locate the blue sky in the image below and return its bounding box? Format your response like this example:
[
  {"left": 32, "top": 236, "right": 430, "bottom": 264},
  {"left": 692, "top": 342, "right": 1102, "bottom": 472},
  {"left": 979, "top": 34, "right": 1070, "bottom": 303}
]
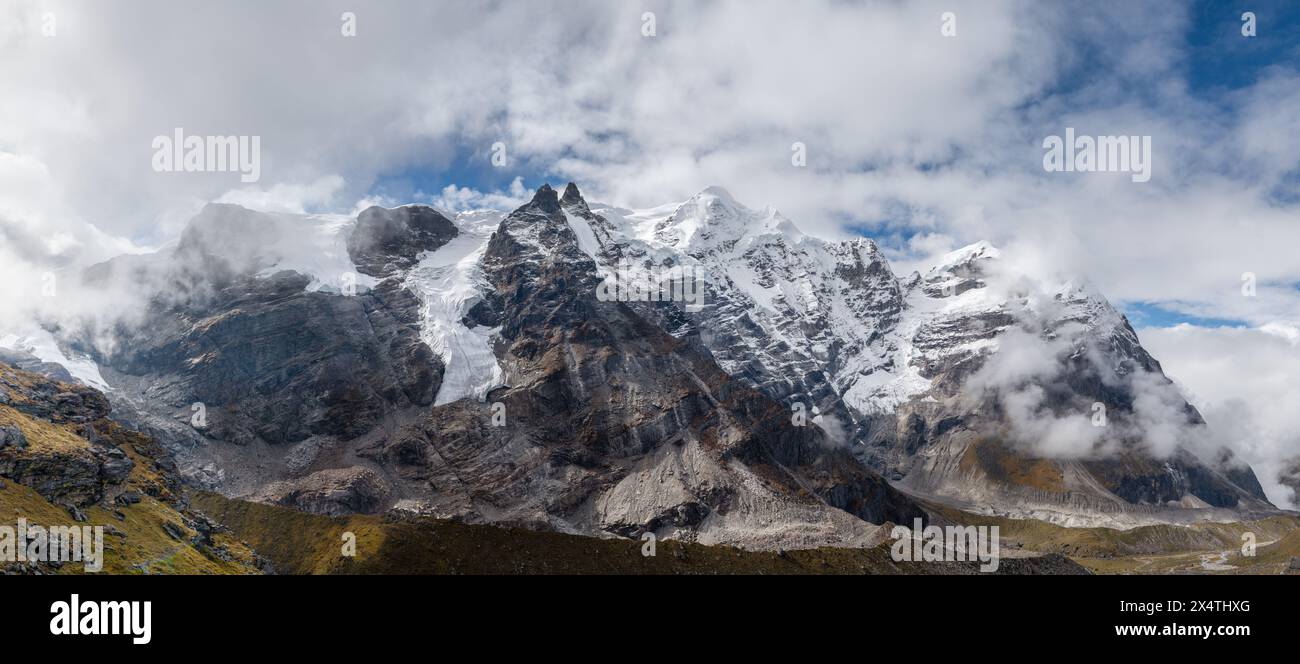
[
  {"left": 348, "top": 1, "right": 1300, "bottom": 335},
  {"left": 1123, "top": 302, "right": 1246, "bottom": 329},
  {"left": 1184, "top": 0, "right": 1300, "bottom": 94},
  {"left": 366, "top": 2, "right": 1300, "bottom": 196},
  {"left": 5, "top": 0, "right": 1300, "bottom": 332}
]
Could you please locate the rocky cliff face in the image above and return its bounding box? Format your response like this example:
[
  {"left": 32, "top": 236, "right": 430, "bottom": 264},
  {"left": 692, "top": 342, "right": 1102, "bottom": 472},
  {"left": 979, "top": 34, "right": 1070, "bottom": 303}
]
[
  {"left": 579, "top": 188, "right": 1275, "bottom": 527},
  {"left": 0, "top": 361, "right": 263, "bottom": 574},
  {"left": 348, "top": 205, "right": 459, "bottom": 278},
  {"left": 35, "top": 182, "right": 1280, "bottom": 548},
  {"left": 79, "top": 205, "right": 447, "bottom": 498},
  {"left": 57, "top": 188, "right": 922, "bottom": 549},
  {"left": 353, "top": 184, "right": 924, "bottom": 548},
  {"left": 0, "top": 366, "right": 121, "bottom": 508},
  {"left": 849, "top": 245, "right": 1272, "bottom": 526}
]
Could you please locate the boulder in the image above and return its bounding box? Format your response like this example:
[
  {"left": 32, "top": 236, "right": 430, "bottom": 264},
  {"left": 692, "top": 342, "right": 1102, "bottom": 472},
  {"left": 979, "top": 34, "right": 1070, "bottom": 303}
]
[
  {"left": 348, "top": 205, "right": 458, "bottom": 277},
  {"left": 266, "top": 466, "right": 391, "bottom": 516},
  {"left": 0, "top": 424, "right": 28, "bottom": 450}
]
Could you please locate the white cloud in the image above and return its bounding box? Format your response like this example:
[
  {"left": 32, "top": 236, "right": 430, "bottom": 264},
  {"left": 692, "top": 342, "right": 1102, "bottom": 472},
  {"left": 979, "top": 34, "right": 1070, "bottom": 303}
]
[
  {"left": 428, "top": 178, "right": 529, "bottom": 214},
  {"left": 216, "top": 175, "right": 346, "bottom": 214},
  {"left": 0, "top": 0, "right": 1063, "bottom": 241},
  {"left": 1141, "top": 325, "right": 1300, "bottom": 509}
]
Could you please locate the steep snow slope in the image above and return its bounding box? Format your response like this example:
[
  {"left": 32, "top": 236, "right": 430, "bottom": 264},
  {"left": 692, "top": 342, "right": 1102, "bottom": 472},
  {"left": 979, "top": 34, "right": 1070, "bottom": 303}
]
[
  {"left": 0, "top": 328, "right": 110, "bottom": 391},
  {"left": 572, "top": 186, "right": 1273, "bottom": 526},
  {"left": 589, "top": 188, "right": 924, "bottom": 415},
  {"left": 402, "top": 210, "right": 505, "bottom": 405}
]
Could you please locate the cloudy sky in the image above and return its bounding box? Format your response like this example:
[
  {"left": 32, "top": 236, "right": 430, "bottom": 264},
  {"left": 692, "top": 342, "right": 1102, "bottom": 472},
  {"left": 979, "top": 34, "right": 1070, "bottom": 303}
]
[{"left": 2, "top": 0, "right": 1299, "bottom": 504}]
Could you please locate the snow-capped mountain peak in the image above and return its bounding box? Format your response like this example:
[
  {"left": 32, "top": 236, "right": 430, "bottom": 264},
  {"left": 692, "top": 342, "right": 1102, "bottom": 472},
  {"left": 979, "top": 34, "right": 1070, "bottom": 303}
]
[
  {"left": 11, "top": 183, "right": 1271, "bottom": 538},
  {"left": 647, "top": 186, "right": 804, "bottom": 254},
  {"left": 926, "top": 240, "right": 1002, "bottom": 278},
  {"left": 528, "top": 186, "right": 1268, "bottom": 525}
]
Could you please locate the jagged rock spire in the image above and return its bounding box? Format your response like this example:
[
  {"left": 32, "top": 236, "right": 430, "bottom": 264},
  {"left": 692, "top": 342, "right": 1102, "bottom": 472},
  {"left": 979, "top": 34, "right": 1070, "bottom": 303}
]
[
  {"left": 561, "top": 182, "right": 582, "bottom": 204},
  {"left": 560, "top": 182, "right": 591, "bottom": 214},
  {"left": 527, "top": 183, "right": 562, "bottom": 214}
]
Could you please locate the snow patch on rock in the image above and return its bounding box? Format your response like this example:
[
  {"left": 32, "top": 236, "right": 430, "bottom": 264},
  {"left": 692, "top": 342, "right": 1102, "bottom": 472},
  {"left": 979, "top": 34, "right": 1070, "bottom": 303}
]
[
  {"left": 402, "top": 210, "right": 506, "bottom": 405},
  {"left": 252, "top": 212, "right": 380, "bottom": 293},
  {"left": 0, "top": 328, "right": 110, "bottom": 391}
]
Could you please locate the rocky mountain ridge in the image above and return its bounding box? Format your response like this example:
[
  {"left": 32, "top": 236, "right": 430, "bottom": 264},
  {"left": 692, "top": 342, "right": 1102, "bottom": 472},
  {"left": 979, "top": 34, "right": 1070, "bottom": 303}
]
[
  {"left": 0, "top": 361, "right": 263, "bottom": 574},
  {"left": 577, "top": 186, "right": 1274, "bottom": 527},
  {"left": 7, "top": 182, "right": 1282, "bottom": 550}
]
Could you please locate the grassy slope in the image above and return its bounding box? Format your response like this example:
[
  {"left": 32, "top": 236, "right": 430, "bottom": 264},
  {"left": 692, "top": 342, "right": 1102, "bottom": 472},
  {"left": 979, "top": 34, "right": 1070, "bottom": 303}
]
[
  {"left": 1, "top": 362, "right": 263, "bottom": 575},
  {"left": 0, "top": 480, "right": 259, "bottom": 575},
  {"left": 926, "top": 502, "right": 1300, "bottom": 574},
  {"left": 191, "top": 490, "right": 1084, "bottom": 575},
  {"left": 1221, "top": 528, "right": 1300, "bottom": 574}
]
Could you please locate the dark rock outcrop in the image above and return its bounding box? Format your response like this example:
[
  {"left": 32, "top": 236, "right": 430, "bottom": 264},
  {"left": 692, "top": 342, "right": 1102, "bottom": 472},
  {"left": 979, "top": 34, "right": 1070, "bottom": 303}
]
[
  {"left": 0, "top": 424, "right": 27, "bottom": 450},
  {"left": 0, "top": 364, "right": 138, "bottom": 508},
  {"left": 379, "top": 184, "right": 926, "bottom": 547},
  {"left": 104, "top": 272, "right": 440, "bottom": 447},
  {"left": 348, "top": 205, "right": 458, "bottom": 277},
  {"left": 265, "top": 467, "right": 390, "bottom": 516}
]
